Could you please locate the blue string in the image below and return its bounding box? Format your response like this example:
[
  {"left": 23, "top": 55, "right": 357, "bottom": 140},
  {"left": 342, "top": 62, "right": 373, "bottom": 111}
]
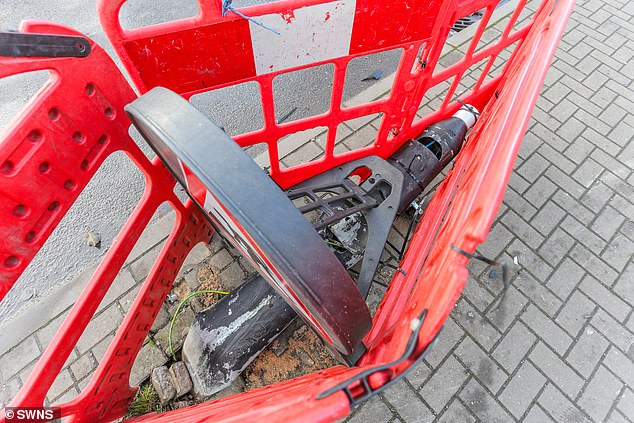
[{"left": 222, "top": 0, "right": 281, "bottom": 35}]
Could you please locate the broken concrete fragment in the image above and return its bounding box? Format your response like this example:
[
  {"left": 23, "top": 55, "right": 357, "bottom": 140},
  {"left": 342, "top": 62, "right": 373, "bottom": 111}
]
[
  {"left": 85, "top": 231, "right": 102, "bottom": 248},
  {"left": 151, "top": 366, "right": 176, "bottom": 404},
  {"left": 169, "top": 362, "right": 193, "bottom": 398}
]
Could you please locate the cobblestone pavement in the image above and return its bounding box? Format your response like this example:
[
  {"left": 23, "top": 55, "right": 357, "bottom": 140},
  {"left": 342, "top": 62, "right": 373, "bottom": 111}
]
[{"left": 1, "top": 0, "right": 634, "bottom": 421}]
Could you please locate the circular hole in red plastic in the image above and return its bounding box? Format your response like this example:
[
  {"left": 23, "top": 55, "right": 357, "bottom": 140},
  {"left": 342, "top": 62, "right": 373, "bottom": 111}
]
[
  {"left": 3, "top": 256, "right": 19, "bottom": 269},
  {"left": 13, "top": 204, "right": 28, "bottom": 217},
  {"left": 1, "top": 160, "right": 14, "bottom": 174},
  {"left": 39, "top": 162, "right": 51, "bottom": 173},
  {"left": 25, "top": 231, "right": 37, "bottom": 243},
  {"left": 27, "top": 129, "right": 42, "bottom": 142},
  {"left": 48, "top": 201, "right": 60, "bottom": 211},
  {"left": 64, "top": 179, "right": 77, "bottom": 190},
  {"left": 85, "top": 83, "right": 95, "bottom": 95},
  {"left": 80, "top": 160, "right": 89, "bottom": 170},
  {"left": 72, "top": 131, "right": 85, "bottom": 143},
  {"left": 48, "top": 108, "right": 60, "bottom": 120},
  {"left": 97, "top": 134, "right": 108, "bottom": 145},
  {"left": 104, "top": 107, "right": 115, "bottom": 119}
]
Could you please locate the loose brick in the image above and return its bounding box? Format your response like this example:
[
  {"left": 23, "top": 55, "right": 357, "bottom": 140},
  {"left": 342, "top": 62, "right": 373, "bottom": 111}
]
[
  {"left": 92, "top": 333, "right": 114, "bottom": 362},
  {"left": 519, "top": 132, "right": 542, "bottom": 160},
  {"left": 155, "top": 307, "right": 195, "bottom": 354},
  {"left": 151, "top": 366, "right": 176, "bottom": 404},
  {"left": 342, "top": 124, "right": 379, "bottom": 151},
  {"left": 129, "top": 242, "right": 164, "bottom": 282},
  {"left": 218, "top": 261, "right": 246, "bottom": 291},
  {"left": 591, "top": 149, "right": 631, "bottom": 181},
  {"left": 130, "top": 343, "right": 168, "bottom": 386},
  {"left": 282, "top": 141, "right": 323, "bottom": 167},
  {"left": 169, "top": 362, "right": 193, "bottom": 398},
  {"left": 508, "top": 171, "right": 531, "bottom": 194},
  {"left": 550, "top": 98, "right": 580, "bottom": 125},
  {"left": 609, "top": 193, "right": 634, "bottom": 221},
  {"left": 99, "top": 269, "right": 137, "bottom": 314},
  {"left": 463, "top": 276, "right": 495, "bottom": 313}
]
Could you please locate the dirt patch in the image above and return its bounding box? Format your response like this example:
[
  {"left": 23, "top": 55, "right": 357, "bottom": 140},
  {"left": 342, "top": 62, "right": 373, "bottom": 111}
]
[
  {"left": 244, "top": 321, "right": 337, "bottom": 390},
  {"left": 195, "top": 264, "right": 226, "bottom": 308}
]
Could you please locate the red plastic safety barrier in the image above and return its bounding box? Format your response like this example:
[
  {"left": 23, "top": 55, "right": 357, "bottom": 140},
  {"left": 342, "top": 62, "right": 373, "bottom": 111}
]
[{"left": 0, "top": 0, "right": 574, "bottom": 420}]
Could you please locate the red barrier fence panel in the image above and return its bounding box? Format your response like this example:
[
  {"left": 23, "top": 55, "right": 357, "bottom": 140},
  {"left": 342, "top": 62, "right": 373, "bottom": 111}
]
[{"left": 1, "top": 0, "right": 574, "bottom": 420}]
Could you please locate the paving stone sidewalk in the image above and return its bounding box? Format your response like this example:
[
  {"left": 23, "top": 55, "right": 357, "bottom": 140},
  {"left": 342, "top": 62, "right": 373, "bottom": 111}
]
[{"left": 1, "top": 0, "right": 634, "bottom": 421}]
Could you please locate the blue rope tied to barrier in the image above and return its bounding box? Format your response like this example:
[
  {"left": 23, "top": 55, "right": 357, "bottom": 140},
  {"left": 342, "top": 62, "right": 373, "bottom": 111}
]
[{"left": 221, "top": 0, "right": 281, "bottom": 35}]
